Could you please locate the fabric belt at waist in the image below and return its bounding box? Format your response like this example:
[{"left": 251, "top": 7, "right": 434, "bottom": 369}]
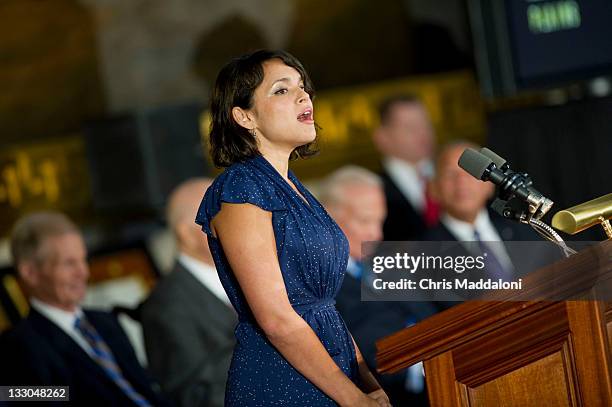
[
  {"left": 237, "top": 299, "right": 336, "bottom": 323},
  {"left": 292, "top": 299, "right": 336, "bottom": 315}
]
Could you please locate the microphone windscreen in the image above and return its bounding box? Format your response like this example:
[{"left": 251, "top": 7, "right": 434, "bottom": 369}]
[
  {"left": 458, "top": 148, "right": 493, "bottom": 180},
  {"left": 480, "top": 147, "right": 506, "bottom": 169}
]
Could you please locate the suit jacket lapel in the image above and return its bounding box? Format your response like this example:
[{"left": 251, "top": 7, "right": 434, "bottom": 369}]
[
  {"left": 84, "top": 310, "right": 153, "bottom": 397},
  {"left": 27, "top": 309, "right": 116, "bottom": 387},
  {"left": 174, "top": 263, "right": 237, "bottom": 337},
  {"left": 430, "top": 223, "right": 459, "bottom": 242}
]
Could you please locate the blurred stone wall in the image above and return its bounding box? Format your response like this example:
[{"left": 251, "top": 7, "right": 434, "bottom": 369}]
[
  {"left": 0, "top": 0, "right": 295, "bottom": 142},
  {"left": 1, "top": 0, "right": 471, "bottom": 139},
  {"left": 82, "top": 0, "right": 295, "bottom": 113},
  {"left": 0, "top": 0, "right": 105, "bottom": 143}
]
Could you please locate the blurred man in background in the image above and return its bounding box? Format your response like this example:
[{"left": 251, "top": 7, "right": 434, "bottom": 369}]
[
  {"left": 372, "top": 95, "right": 439, "bottom": 241},
  {"left": 320, "top": 166, "right": 436, "bottom": 406},
  {"left": 0, "top": 211, "right": 167, "bottom": 406},
  {"left": 141, "top": 178, "right": 236, "bottom": 407},
  {"left": 425, "top": 142, "right": 541, "bottom": 287},
  {"left": 426, "top": 142, "right": 536, "bottom": 242}
]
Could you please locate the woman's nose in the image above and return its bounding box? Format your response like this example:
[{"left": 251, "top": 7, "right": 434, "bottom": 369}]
[{"left": 297, "top": 88, "right": 310, "bottom": 104}]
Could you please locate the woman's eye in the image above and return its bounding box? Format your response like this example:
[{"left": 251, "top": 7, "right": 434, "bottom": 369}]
[{"left": 274, "top": 88, "right": 287, "bottom": 95}]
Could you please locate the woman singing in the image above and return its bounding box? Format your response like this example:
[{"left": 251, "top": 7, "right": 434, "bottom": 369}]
[{"left": 196, "top": 50, "right": 390, "bottom": 406}]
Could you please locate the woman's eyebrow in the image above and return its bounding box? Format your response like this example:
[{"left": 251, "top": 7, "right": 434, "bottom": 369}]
[{"left": 270, "top": 77, "right": 303, "bottom": 86}]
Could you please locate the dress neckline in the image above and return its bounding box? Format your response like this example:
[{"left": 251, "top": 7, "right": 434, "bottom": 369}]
[{"left": 251, "top": 155, "right": 314, "bottom": 211}]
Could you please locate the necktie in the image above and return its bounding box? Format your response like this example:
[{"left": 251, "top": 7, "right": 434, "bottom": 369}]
[
  {"left": 420, "top": 173, "right": 439, "bottom": 227},
  {"left": 74, "top": 316, "right": 151, "bottom": 407},
  {"left": 473, "top": 230, "right": 509, "bottom": 280}
]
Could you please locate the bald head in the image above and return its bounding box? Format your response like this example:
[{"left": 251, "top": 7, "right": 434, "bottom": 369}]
[
  {"left": 320, "top": 166, "right": 386, "bottom": 260},
  {"left": 167, "top": 178, "right": 212, "bottom": 230},
  {"left": 167, "top": 178, "right": 213, "bottom": 264}
]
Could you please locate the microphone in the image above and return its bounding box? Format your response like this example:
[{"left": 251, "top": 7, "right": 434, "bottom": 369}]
[
  {"left": 479, "top": 147, "right": 540, "bottom": 201},
  {"left": 459, "top": 148, "right": 531, "bottom": 201},
  {"left": 480, "top": 147, "right": 509, "bottom": 173},
  {"left": 458, "top": 148, "right": 553, "bottom": 221}
]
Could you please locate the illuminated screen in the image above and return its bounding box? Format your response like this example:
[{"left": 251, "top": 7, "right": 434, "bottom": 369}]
[{"left": 506, "top": 0, "right": 612, "bottom": 87}]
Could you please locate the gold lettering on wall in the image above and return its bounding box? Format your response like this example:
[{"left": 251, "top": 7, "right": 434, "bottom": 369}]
[
  {"left": 0, "top": 136, "right": 91, "bottom": 235},
  {"left": 0, "top": 153, "right": 60, "bottom": 208}
]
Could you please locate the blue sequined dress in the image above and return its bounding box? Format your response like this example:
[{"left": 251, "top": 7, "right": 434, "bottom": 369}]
[{"left": 196, "top": 155, "right": 358, "bottom": 406}]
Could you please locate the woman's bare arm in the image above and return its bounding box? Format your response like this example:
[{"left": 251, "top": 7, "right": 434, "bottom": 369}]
[
  {"left": 350, "top": 336, "right": 390, "bottom": 406},
  {"left": 351, "top": 336, "right": 383, "bottom": 393},
  {"left": 211, "top": 202, "right": 378, "bottom": 407}
]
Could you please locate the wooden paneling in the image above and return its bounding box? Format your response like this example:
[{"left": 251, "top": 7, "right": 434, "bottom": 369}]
[
  {"left": 606, "top": 303, "right": 612, "bottom": 352},
  {"left": 377, "top": 300, "right": 556, "bottom": 374},
  {"left": 424, "top": 352, "right": 461, "bottom": 407},
  {"left": 465, "top": 352, "right": 575, "bottom": 407},
  {"left": 377, "top": 241, "right": 612, "bottom": 406},
  {"left": 452, "top": 303, "right": 569, "bottom": 386},
  {"left": 566, "top": 300, "right": 612, "bottom": 404}
]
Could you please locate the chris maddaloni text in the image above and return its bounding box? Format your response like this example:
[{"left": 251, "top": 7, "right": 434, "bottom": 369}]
[{"left": 372, "top": 278, "right": 523, "bottom": 290}]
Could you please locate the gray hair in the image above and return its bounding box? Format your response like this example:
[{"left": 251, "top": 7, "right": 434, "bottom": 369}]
[
  {"left": 10, "top": 211, "right": 79, "bottom": 266},
  {"left": 318, "top": 165, "right": 382, "bottom": 207}
]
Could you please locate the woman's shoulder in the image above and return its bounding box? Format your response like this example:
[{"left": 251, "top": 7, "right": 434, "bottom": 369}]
[
  {"left": 209, "top": 158, "right": 270, "bottom": 194},
  {"left": 204, "top": 157, "right": 285, "bottom": 212},
  {"left": 208, "top": 160, "right": 246, "bottom": 189}
]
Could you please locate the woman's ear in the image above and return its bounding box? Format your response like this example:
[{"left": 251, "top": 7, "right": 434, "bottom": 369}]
[{"left": 232, "top": 107, "right": 255, "bottom": 131}]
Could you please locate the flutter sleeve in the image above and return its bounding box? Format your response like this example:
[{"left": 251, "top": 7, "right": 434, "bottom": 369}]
[{"left": 195, "top": 164, "right": 286, "bottom": 237}]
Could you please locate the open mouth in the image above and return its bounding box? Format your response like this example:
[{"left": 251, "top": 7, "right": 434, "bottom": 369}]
[{"left": 297, "top": 108, "right": 314, "bottom": 123}]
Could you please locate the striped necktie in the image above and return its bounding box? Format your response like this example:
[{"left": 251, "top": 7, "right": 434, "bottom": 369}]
[
  {"left": 473, "top": 230, "right": 510, "bottom": 280},
  {"left": 74, "top": 316, "right": 151, "bottom": 407}
]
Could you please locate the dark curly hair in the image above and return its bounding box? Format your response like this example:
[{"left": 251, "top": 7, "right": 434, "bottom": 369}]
[{"left": 208, "top": 49, "right": 319, "bottom": 167}]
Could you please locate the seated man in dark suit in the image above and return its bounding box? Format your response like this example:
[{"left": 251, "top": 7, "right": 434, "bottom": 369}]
[
  {"left": 372, "top": 95, "right": 439, "bottom": 241},
  {"left": 424, "top": 142, "right": 542, "bottom": 303},
  {"left": 0, "top": 211, "right": 167, "bottom": 406},
  {"left": 319, "top": 166, "right": 437, "bottom": 407},
  {"left": 141, "top": 178, "right": 237, "bottom": 407},
  {"left": 427, "top": 141, "right": 538, "bottom": 245}
]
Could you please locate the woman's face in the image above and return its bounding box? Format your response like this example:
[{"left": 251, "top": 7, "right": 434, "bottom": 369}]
[{"left": 245, "top": 59, "right": 315, "bottom": 154}]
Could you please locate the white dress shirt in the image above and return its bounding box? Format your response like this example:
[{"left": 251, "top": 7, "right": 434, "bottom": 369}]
[
  {"left": 441, "top": 209, "right": 513, "bottom": 271},
  {"left": 383, "top": 157, "right": 433, "bottom": 213},
  {"left": 178, "top": 253, "right": 231, "bottom": 306},
  {"left": 29, "top": 297, "right": 94, "bottom": 356}
]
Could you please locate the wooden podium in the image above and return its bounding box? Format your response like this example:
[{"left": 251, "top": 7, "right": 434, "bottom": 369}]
[{"left": 376, "top": 240, "right": 612, "bottom": 406}]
